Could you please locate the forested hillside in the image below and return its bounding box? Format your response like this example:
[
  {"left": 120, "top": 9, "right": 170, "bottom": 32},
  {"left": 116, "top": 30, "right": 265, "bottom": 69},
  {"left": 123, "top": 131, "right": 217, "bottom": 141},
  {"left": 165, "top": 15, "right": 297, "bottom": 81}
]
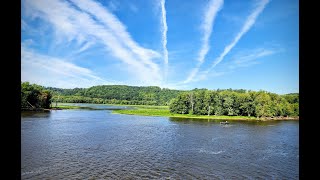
[{"left": 45, "top": 85, "right": 183, "bottom": 105}]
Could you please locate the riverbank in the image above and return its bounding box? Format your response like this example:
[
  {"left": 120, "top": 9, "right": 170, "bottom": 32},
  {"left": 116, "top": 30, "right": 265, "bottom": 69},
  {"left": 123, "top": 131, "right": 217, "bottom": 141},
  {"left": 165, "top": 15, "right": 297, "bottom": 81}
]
[
  {"left": 21, "top": 108, "right": 51, "bottom": 112},
  {"left": 24, "top": 103, "right": 298, "bottom": 121},
  {"left": 112, "top": 106, "right": 299, "bottom": 121}
]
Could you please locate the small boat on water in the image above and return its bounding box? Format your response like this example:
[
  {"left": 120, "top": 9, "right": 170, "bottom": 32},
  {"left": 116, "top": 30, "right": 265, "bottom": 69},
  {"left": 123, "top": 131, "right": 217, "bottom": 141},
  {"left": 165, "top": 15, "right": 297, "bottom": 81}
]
[{"left": 220, "top": 121, "right": 229, "bottom": 125}]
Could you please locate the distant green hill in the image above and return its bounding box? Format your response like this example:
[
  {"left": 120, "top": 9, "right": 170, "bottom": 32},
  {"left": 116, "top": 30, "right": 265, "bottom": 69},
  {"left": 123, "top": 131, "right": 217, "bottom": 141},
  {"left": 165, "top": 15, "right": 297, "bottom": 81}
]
[{"left": 45, "top": 85, "right": 184, "bottom": 106}]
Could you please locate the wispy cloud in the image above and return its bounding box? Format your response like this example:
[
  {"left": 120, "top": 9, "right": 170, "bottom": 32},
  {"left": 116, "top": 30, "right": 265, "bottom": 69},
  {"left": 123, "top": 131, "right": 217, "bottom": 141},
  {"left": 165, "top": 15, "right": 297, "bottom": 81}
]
[
  {"left": 107, "top": 0, "right": 119, "bottom": 12},
  {"left": 77, "top": 41, "right": 95, "bottom": 54},
  {"left": 229, "top": 48, "right": 276, "bottom": 68},
  {"left": 21, "top": 19, "right": 28, "bottom": 31},
  {"left": 23, "top": 0, "right": 162, "bottom": 85},
  {"left": 174, "top": 69, "right": 226, "bottom": 87},
  {"left": 183, "top": 0, "right": 223, "bottom": 83},
  {"left": 21, "top": 47, "right": 118, "bottom": 88},
  {"left": 192, "top": 70, "right": 226, "bottom": 83},
  {"left": 129, "top": 3, "right": 139, "bottom": 13},
  {"left": 160, "top": 0, "right": 169, "bottom": 81},
  {"left": 207, "top": 0, "right": 269, "bottom": 71},
  {"left": 188, "top": 48, "right": 277, "bottom": 84},
  {"left": 69, "top": 0, "right": 161, "bottom": 70},
  {"left": 198, "top": 0, "right": 224, "bottom": 64},
  {"left": 64, "top": 41, "right": 96, "bottom": 59},
  {"left": 22, "top": 39, "right": 35, "bottom": 47},
  {"left": 185, "top": 0, "right": 270, "bottom": 84}
]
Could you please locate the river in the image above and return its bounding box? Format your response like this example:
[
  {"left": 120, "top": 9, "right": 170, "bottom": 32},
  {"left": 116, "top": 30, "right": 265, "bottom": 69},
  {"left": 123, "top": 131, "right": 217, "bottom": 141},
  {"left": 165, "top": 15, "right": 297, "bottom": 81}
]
[{"left": 21, "top": 105, "right": 299, "bottom": 179}]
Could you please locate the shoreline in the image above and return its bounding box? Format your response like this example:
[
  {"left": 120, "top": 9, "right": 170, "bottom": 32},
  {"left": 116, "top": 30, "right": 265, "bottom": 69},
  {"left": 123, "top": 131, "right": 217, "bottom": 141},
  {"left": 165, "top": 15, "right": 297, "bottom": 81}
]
[
  {"left": 112, "top": 111, "right": 299, "bottom": 121},
  {"left": 21, "top": 104, "right": 299, "bottom": 121},
  {"left": 112, "top": 108, "right": 299, "bottom": 121}
]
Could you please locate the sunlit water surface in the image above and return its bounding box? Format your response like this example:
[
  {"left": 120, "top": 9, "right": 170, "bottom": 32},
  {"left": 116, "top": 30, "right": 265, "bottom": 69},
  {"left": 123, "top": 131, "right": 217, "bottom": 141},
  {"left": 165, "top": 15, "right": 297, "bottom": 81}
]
[{"left": 22, "top": 105, "right": 299, "bottom": 179}]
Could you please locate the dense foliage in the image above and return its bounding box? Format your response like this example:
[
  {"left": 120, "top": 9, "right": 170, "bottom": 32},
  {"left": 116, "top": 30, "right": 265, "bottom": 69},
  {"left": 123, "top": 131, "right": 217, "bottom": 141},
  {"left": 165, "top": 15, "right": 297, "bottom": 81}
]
[
  {"left": 21, "top": 82, "right": 52, "bottom": 109},
  {"left": 169, "top": 89, "right": 299, "bottom": 118},
  {"left": 22, "top": 82, "right": 299, "bottom": 118},
  {"left": 45, "top": 85, "right": 183, "bottom": 106}
]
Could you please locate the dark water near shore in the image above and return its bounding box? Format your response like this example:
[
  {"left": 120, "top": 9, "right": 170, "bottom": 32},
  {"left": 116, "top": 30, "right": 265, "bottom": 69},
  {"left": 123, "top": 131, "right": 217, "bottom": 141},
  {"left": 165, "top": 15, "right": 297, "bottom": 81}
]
[{"left": 21, "top": 106, "right": 299, "bottom": 179}]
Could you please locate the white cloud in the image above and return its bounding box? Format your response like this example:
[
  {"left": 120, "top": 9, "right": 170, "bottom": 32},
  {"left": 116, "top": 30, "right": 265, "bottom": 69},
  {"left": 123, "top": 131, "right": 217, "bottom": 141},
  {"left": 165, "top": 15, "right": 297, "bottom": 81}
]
[
  {"left": 23, "top": 0, "right": 163, "bottom": 85},
  {"left": 183, "top": 0, "right": 223, "bottom": 84},
  {"left": 183, "top": 70, "right": 226, "bottom": 84},
  {"left": 69, "top": 0, "right": 160, "bottom": 70},
  {"left": 184, "top": 48, "right": 277, "bottom": 84},
  {"left": 21, "top": 47, "right": 118, "bottom": 88},
  {"left": 22, "top": 39, "right": 34, "bottom": 47},
  {"left": 234, "top": 49, "right": 274, "bottom": 64},
  {"left": 190, "top": 0, "right": 270, "bottom": 83},
  {"left": 184, "top": 68, "right": 199, "bottom": 83},
  {"left": 21, "top": 19, "right": 28, "bottom": 30},
  {"left": 198, "top": 0, "right": 224, "bottom": 63},
  {"left": 75, "top": 41, "right": 95, "bottom": 55},
  {"left": 160, "top": 0, "right": 169, "bottom": 81},
  {"left": 208, "top": 0, "right": 269, "bottom": 70},
  {"left": 228, "top": 48, "right": 276, "bottom": 69}
]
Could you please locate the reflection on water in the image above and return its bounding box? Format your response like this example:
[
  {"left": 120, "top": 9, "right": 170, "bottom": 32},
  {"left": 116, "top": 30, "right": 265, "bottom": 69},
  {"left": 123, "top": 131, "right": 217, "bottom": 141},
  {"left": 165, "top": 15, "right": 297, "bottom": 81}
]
[
  {"left": 57, "top": 103, "right": 134, "bottom": 110},
  {"left": 21, "top": 111, "right": 51, "bottom": 119},
  {"left": 21, "top": 108, "right": 299, "bottom": 179},
  {"left": 169, "top": 117, "right": 285, "bottom": 126}
]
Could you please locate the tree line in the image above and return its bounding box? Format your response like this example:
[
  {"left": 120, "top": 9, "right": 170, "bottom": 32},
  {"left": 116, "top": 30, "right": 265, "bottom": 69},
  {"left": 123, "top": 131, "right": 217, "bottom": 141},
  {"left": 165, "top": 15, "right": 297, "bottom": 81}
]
[
  {"left": 45, "top": 84, "right": 183, "bottom": 106},
  {"left": 21, "top": 82, "right": 299, "bottom": 118},
  {"left": 169, "top": 89, "right": 299, "bottom": 118}
]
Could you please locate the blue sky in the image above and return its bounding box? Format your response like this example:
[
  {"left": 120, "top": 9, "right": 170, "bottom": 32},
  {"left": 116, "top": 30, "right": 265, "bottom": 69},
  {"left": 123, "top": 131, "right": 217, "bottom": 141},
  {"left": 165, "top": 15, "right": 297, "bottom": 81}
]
[{"left": 21, "top": 0, "right": 299, "bottom": 94}]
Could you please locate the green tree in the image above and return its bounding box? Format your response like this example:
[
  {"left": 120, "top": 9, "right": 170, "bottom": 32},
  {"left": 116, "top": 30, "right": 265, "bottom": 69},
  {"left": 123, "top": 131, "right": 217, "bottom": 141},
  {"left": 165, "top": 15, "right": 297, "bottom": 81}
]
[
  {"left": 21, "top": 82, "right": 52, "bottom": 109},
  {"left": 254, "top": 91, "right": 274, "bottom": 117},
  {"left": 193, "top": 90, "right": 207, "bottom": 115},
  {"left": 213, "top": 94, "right": 223, "bottom": 115},
  {"left": 204, "top": 91, "right": 216, "bottom": 116},
  {"left": 239, "top": 93, "right": 254, "bottom": 116},
  {"left": 169, "top": 93, "right": 190, "bottom": 114}
]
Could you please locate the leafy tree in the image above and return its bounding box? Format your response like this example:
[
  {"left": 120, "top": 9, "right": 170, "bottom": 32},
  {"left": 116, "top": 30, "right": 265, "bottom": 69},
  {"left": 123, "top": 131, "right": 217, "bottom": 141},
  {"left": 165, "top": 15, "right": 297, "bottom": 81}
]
[
  {"left": 188, "top": 92, "right": 195, "bottom": 114},
  {"left": 21, "top": 82, "right": 52, "bottom": 109},
  {"left": 213, "top": 94, "right": 224, "bottom": 115},
  {"left": 193, "top": 90, "right": 206, "bottom": 115},
  {"left": 292, "top": 103, "right": 299, "bottom": 116},
  {"left": 223, "top": 96, "right": 235, "bottom": 115},
  {"left": 239, "top": 93, "right": 254, "bottom": 116},
  {"left": 169, "top": 93, "right": 190, "bottom": 114},
  {"left": 254, "top": 92, "right": 274, "bottom": 117},
  {"left": 204, "top": 91, "right": 216, "bottom": 115}
]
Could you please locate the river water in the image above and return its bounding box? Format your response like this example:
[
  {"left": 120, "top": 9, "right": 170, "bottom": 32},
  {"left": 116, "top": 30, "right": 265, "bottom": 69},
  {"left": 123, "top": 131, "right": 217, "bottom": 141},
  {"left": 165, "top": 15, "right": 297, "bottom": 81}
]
[{"left": 21, "top": 106, "right": 299, "bottom": 179}]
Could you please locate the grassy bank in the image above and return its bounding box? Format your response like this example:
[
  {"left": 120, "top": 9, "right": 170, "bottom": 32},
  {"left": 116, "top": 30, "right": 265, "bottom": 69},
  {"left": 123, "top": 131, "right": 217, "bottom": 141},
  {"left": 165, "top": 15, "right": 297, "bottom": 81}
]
[
  {"left": 113, "top": 106, "right": 298, "bottom": 121},
  {"left": 113, "top": 108, "right": 257, "bottom": 120},
  {"left": 54, "top": 105, "right": 80, "bottom": 109}
]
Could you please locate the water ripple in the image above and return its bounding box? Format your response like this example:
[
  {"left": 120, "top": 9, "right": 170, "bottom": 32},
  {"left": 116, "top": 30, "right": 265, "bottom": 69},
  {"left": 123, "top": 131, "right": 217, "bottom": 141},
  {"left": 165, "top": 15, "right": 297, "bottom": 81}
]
[{"left": 21, "top": 109, "right": 299, "bottom": 179}]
